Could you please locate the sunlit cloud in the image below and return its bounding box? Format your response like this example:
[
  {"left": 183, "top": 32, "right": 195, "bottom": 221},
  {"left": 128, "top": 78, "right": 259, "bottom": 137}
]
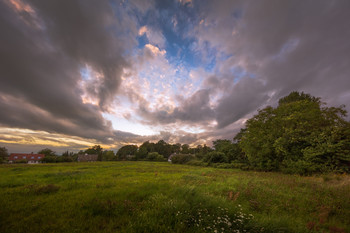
[{"left": 1, "top": 0, "right": 350, "bottom": 152}]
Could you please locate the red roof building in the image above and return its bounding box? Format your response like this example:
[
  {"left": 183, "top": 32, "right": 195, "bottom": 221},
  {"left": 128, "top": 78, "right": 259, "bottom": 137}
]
[{"left": 9, "top": 153, "right": 45, "bottom": 164}]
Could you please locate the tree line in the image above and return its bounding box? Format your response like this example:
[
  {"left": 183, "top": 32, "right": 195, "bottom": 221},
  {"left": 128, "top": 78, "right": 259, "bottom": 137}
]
[
  {"left": 1, "top": 92, "right": 349, "bottom": 175},
  {"left": 117, "top": 91, "right": 350, "bottom": 175}
]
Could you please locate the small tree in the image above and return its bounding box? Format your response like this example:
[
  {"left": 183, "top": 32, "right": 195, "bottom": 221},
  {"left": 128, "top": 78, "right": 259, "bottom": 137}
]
[
  {"left": 102, "top": 150, "right": 115, "bottom": 161},
  {"left": 203, "top": 151, "right": 228, "bottom": 163},
  {"left": 0, "top": 147, "right": 9, "bottom": 163},
  {"left": 171, "top": 154, "right": 194, "bottom": 164},
  {"left": 38, "top": 148, "right": 56, "bottom": 157}
]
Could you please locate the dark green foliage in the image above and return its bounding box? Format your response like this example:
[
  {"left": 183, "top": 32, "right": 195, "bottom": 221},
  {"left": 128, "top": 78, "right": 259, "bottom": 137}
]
[
  {"left": 38, "top": 148, "right": 56, "bottom": 157},
  {"left": 212, "top": 139, "right": 246, "bottom": 163},
  {"left": 170, "top": 154, "right": 194, "bottom": 164},
  {"left": 194, "top": 144, "right": 212, "bottom": 159},
  {"left": 155, "top": 140, "right": 172, "bottom": 157},
  {"left": 116, "top": 145, "right": 138, "bottom": 160},
  {"left": 84, "top": 145, "right": 103, "bottom": 161},
  {"left": 239, "top": 91, "right": 350, "bottom": 174},
  {"left": 101, "top": 150, "right": 115, "bottom": 161},
  {"left": 185, "top": 160, "right": 208, "bottom": 166},
  {"left": 40, "top": 155, "right": 57, "bottom": 163},
  {"left": 146, "top": 152, "right": 164, "bottom": 161},
  {"left": 84, "top": 145, "right": 103, "bottom": 155},
  {"left": 0, "top": 146, "right": 8, "bottom": 163},
  {"left": 56, "top": 156, "right": 73, "bottom": 163},
  {"left": 203, "top": 151, "right": 228, "bottom": 163},
  {"left": 278, "top": 91, "right": 320, "bottom": 105},
  {"left": 136, "top": 146, "right": 148, "bottom": 159},
  {"left": 181, "top": 144, "right": 190, "bottom": 154}
]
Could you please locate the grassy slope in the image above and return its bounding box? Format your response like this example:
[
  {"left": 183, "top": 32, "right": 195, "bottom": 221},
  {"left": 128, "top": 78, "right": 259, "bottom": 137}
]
[{"left": 0, "top": 162, "right": 349, "bottom": 233}]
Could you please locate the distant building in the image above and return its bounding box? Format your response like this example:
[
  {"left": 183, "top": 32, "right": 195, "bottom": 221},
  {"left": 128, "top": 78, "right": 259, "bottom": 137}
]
[
  {"left": 8, "top": 153, "right": 45, "bottom": 164},
  {"left": 77, "top": 154, "right": 98, "bottom": 162},
  {"left": 168, "top": 153, "right": 176, "bottom": 163}
]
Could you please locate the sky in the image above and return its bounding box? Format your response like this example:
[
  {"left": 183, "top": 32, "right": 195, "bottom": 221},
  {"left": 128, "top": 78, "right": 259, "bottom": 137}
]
[{"left": 1, "top": 0, "right": 350, "bottom": 153}]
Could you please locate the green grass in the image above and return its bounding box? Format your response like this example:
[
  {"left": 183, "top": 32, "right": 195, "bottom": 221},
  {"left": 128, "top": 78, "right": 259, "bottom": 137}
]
[{"left": 0, "top": 162, "right": 349, "bottom": 233}]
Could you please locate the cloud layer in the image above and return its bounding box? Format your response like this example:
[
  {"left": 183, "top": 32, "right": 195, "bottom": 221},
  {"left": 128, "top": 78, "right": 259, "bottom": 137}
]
[{"left": 1, "top": 0, "right": 350, "bottom": 152}]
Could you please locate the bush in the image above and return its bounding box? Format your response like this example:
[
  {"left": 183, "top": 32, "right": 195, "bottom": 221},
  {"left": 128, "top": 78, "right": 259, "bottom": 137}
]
[
  {"left": 56, "top": 156, "right": 73, "bottom": 163},
  {"left": 170, "top": 154, "right": 194, "bottom": 164},
  {"left": 230, "top": 161, "right": 251, "bottom": 170},
  {"left": 186, "top": 160, "right": 208, "bottom": 166},
  {"left": 203, "top": 151, "right": 228, "bottom": 163},
  {"left": 40, "top": 156, "right": 57, "bottom": 163},
  {"left": 146, "top": 152, "right": 164, "bottom": 161},
  {"left": 281, "top": 160, "right": 319, "bottom": 175},
  {"left": 14, "top": 160, "right": 27, "bottom": 164}
]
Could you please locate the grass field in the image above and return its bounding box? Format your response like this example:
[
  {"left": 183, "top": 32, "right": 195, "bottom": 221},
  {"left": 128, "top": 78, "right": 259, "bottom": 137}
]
[{"left": 0, "top": 162, "right": 349, "bottom": 233}]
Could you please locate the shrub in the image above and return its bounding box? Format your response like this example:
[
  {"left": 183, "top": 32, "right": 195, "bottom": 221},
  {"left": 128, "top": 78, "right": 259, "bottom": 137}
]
[
  {"left": 170, "top": 154, "right": 194, "bottom": 164},
  {"left": 186, "top": 160, "right": 208, "bottom": 166},
  {"left": 15, "top": 159, "right": 27, "bottom": 164},
  {"left": 230, "top": 161, "right": 251, "bottom": 170},
  {"left": 40, "top": 156, "right": 57, "bottom": 163},
  {"left": 281, "top": 160, "right": 319, "bottom": 175},
  {"left": 203, "top": 151, "right": 228, "bottom": 163},
  {"left": 146, "top": 152, "right": 164, "bottom": 161}
]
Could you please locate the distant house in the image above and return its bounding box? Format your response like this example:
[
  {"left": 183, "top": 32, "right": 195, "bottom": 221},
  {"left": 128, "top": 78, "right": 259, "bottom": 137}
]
[
  {"left": 9, "top": 153, "right": 45, "bottom": 164},
  {"left": 77, "top": 154, "right": 98, "bottom": 162},
  {"left": 168, "top": 153, "right": 176, "bottom": 163}
]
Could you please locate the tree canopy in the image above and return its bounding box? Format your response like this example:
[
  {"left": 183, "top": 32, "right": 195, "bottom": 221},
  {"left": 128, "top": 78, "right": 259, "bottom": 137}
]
[
  {"left": 38, "top": 148, "right": 56, "bottom": 157},
  {"left": 239, "top": 91, "right": 350, "bottom": 174}
]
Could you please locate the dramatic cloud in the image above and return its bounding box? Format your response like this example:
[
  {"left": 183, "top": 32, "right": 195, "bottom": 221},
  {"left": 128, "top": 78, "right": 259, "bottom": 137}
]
[
  {"left": 193, "top": 0, "right": 350, "bottom": 123},
  {"left": 1, "top": 0, "right": 349, "bottom": 152},
  {"left": 0, "top": 0, "right": 141, "bottom": 146}
]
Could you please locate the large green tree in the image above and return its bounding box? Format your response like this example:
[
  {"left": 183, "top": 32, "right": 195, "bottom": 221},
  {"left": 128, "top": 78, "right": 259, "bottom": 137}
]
[
  {"left": 116, "top": 145, "right": 138, "bottom": 160},
  {"left": 85, "top": 145, "right": 103, "bottom": 155},
  {"left": 102, "top": 150, "right": 115, "bottom": 161},
  {"left": 239, "top": 92, "right": 350, "bottom": 173}
]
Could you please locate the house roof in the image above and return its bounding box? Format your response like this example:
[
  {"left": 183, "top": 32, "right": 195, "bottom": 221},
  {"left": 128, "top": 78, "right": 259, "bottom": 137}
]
[{"left": 9, "top": 153, "right": 45, "bottom": 161}]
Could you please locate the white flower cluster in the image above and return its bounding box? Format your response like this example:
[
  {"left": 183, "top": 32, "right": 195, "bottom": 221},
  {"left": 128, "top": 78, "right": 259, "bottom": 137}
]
[{"left": 175, "top": 205, "right": 255, "bottom": 233}]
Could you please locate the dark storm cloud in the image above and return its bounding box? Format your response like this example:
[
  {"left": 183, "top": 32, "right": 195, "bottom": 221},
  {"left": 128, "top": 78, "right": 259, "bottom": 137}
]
[
  {"left": 27, "top": 0, "right": 128, "bottom": 111},
  {"left": 214, "top": 78, "right": 269, "bottom": 128},
  {"left": 0, "top": 0, "right": 141, "bottom": 142},
  {"left": 192, "top": 0, "right": 350, "bottom": 127}
]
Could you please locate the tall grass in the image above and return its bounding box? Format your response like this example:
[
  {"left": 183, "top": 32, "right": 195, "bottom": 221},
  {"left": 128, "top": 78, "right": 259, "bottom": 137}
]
[{"left": 0, "top": 162, "right": 349, "bottom": 232}]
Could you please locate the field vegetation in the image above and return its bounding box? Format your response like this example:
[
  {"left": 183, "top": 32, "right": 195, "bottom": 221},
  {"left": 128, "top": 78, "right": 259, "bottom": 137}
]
[{"left": 1, "top": 162, "right": 349, "bottom": 233}]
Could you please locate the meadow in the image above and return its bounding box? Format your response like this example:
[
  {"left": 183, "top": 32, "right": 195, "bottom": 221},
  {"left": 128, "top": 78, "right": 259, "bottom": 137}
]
[{"left": 0, "top": 162, "right": 349, "bottom": 233}]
